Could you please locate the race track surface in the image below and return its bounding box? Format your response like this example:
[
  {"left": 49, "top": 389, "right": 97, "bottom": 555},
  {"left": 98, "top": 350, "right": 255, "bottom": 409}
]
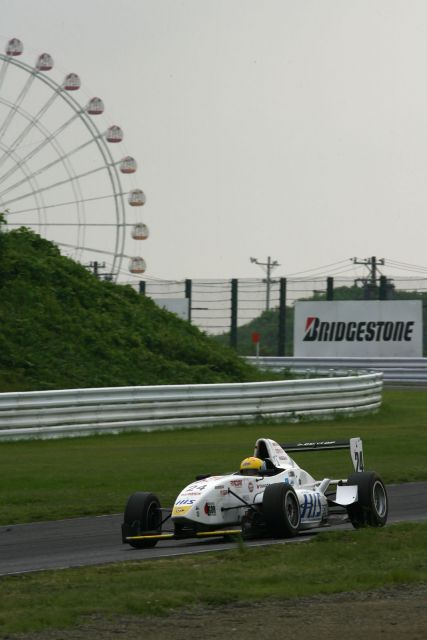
[{"left": 1, "top": 482, "right": 426, "bottom": 577}]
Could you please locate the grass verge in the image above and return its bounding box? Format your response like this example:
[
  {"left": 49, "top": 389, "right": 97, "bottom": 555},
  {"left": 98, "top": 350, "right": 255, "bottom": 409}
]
[{"left": 0, "top": 521, "right": 426, "bottom": 634}]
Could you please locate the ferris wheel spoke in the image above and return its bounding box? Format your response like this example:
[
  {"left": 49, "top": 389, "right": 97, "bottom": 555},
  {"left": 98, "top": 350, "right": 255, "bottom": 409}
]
[
  {"left": 57, "top": 241, "right": 132, "bottom": 259},
  {"left": 0, "top": 95, "right": 88, "bottom": 186},
  {"left": 0, "top": 144, "right": 46, "bottom": 227},
  {"left": 0, "top": 136, "right": 108, "bottom": 200},
  {"left": 0, "top": 109, "right": 87, "bottom": 234},
  {"left": 0, "top": 160, "right": 116, "bottom": 205},
  {"left": 0, "top": 110, "right": 81, "bottom": 187},
  {"left": 0, "top": 73, "right": 35, "bottom": 145},
  {"left": 0, "top": 61, "right": 8, "bottom": 93},
  {"left": 5, "top": 191, "right": 128, "bottom": 215},
  {"left": 0, "top": 97, "right": 87, "bottom": 246},
  {"left": 0, "top": 90, "right": 60, "bottom": 171},
  {"left": 6, "top": 222, "right": 129, "bottom": 226}
]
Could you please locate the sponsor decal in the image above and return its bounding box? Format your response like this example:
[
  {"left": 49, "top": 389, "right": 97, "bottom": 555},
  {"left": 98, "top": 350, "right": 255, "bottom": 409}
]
[
  {"left": 300, "top": 492, "right": 322, "bottom": 519},
  {"left": 303, "top": 317, "right": 415, "bottom": 343},
  {"left": 204, "top": 502, "right": 216, "bottom": 516},
  {"left": 220, "top": 489, "right": 228, "bottom": 496},
  {"left": 248, "top": 482, "right": 254, "bottom": 493},
  {"left": 175, "top": 499, "right": 195, "bottom": 506},
  {"left": 172, "top": 505, "right": 192, "bottom": 516},
  {"left": 296, "top": 441, "right": 334, "bottom": 448},
  {"left": 230, "top": 479, "right": 243, "bottom": 487}
]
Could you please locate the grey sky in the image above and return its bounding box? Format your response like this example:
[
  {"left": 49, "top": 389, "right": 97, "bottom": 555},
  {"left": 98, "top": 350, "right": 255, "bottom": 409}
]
[{"left": 2, "top": 1, "right": 427, "bottom": 281}]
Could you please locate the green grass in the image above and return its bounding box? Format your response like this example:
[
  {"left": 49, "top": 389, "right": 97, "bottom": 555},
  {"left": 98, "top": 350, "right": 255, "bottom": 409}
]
[
  {"left": 0, "top": 522, "right": 426, "bottom": 634},
  {"left": 0, "top": 390, "right": 426, "bottom": 525}
]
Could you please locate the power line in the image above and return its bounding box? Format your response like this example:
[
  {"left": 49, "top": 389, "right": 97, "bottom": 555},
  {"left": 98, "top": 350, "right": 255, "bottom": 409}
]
[{"left": 285, "top": 258, "right": 350, "bottom": 277}]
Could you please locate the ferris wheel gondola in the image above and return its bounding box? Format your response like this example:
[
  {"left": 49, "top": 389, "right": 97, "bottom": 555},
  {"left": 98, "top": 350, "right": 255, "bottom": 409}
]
[{"left": 0, "top": 37, "right": 149, "bottom": 280}]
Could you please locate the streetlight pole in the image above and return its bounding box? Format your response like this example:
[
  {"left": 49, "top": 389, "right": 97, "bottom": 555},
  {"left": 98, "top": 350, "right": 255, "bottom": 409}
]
[{"left": 250, "top": 255, "right": 280, "bottom": 310}]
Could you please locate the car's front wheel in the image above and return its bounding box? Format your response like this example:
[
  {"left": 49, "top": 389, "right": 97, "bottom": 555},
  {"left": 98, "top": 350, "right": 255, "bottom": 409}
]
[
  {"left": 263, "top": 483, "right": 301, "bottom": 538},
  {"left": 346, "top": 471, "right": 388, "bottom": 528},
  {"left": 122, "top": 491, "right": 162, "bottom": 548}
]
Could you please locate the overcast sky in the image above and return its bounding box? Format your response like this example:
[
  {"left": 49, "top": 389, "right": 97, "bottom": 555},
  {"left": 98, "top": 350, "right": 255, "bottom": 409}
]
[{"left": 2, "top": 1, "right": 427, "bottom": 282}]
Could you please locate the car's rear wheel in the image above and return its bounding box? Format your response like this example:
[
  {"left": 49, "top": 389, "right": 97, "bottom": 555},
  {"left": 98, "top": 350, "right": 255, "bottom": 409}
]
[
  {"left": 263, "top": 483, "right": 301, "bottom": 537},
  {"left": 346, "top": 472, "right": 388, "bottom": 528},
  {"left": 122, "top": 491, "right": 162, "bottom": 548}
]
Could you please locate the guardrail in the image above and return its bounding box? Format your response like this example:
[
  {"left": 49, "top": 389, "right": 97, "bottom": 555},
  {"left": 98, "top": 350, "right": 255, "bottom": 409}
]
[
  {"left": 0, "top": 372, "right": 383, "bottom": 441},
  {"left": 246, "top": 356, "right": 427, "bottom": 383}
]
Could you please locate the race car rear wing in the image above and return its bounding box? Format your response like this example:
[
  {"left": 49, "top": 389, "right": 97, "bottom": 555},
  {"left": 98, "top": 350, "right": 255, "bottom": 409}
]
[{"left": 281, "top": 437, "right": 364, "bottom": 472}]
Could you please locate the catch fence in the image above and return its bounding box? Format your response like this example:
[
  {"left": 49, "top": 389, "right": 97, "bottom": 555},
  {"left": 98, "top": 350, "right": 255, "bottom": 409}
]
[{"left": 132, "top": 275, "right": 427, "bottom": 356}]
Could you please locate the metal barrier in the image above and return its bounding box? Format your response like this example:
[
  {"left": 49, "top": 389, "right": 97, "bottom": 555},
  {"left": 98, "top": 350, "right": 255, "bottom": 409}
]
[
  {"left": 0, "top": 373, "right": 383, "bottom": 441},
  {"left": 246, "top": 356, "right": 427, "bottom": 383}
]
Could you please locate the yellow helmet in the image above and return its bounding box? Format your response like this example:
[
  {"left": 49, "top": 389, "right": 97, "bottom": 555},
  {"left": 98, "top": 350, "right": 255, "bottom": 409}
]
[{"left": 240, "top": 456, "right": 264, "bottom": 475}]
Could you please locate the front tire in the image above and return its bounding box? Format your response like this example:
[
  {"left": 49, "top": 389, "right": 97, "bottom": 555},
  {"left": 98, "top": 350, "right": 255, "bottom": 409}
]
[
  {"left": 346, "top": 472, "right": 388, "bottom": 528},
  {"left": 122, "top": 491, "right": 162, "bottom": 548},
  {"left": 263, "top": 483, "right": 301, "bottom": 538}
]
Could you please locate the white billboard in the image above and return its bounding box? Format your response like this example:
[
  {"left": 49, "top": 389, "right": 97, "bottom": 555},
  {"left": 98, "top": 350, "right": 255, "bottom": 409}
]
[{"left": 294, "top": 301, "right": 423, "bottom": 357}]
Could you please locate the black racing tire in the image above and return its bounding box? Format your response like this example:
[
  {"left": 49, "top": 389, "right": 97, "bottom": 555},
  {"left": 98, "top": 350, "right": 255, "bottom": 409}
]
[
  {"left": 262, "top": 483, "right": 301, "bottom": 538},
  {"left": 346, "top": 472, "right": 388, "bottom": 528},
  {"left": 123, "top": 491, "right": 162, "bottom": 548}
]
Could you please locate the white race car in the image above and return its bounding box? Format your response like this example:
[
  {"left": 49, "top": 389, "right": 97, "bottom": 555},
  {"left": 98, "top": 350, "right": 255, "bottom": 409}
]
[{"left": 122, "top": 437, "right": 388, "bottom": 548}]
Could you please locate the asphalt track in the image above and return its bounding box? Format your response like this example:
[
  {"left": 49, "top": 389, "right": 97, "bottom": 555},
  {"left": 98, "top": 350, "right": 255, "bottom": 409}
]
[{"left": 0, "top": 482, "right": 426, "bottom": 577}]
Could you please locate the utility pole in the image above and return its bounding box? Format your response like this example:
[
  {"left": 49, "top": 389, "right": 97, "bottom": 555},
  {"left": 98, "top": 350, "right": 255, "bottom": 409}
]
[
  {"left": 352, "top": 256, "right": 385, "bottom": 299},
  {"left": 250, "top": 256, "right": 280, "bottom": 310},
  {"left": 85, "top": 261, "right": 114, "bottom": 281},
  {"left": 90, "top": 261, "right": 104, "bottom": 278},
  {"left": 353, "top": 256, "right": 385, "bottom": 284}
]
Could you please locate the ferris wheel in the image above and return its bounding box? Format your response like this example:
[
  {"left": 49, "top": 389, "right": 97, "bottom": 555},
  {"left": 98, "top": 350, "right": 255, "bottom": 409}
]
[{"left": 0, "top": 37, "right": 148, "bottom": 280}]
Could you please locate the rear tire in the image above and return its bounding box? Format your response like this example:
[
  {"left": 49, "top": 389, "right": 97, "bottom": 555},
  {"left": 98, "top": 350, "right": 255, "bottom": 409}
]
[
  {"left": 123, "top": 491, "right": 162, "bottom": 548},
  {"left": 263, "top": 483, "right": 301, "bottom": 538},
  {"left": 346, "top": 472, "right": 388, "bottom": 528}
]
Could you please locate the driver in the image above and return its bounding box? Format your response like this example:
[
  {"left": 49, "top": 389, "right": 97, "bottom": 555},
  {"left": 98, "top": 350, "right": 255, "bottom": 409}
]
[{"left": 239, "top": 456, "right": 265, "bottom": 476}]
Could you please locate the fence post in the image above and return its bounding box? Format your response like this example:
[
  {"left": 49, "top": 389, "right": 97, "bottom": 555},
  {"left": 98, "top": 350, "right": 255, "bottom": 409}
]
[
  {"left": 326, "top": 277, "right": 334, "bottom": 301},
  {"left": 230, "top": 278, "right": 238, "bottom": 349},
  {"left": 379, "top": 275, "right": 387, "bottom": 300},
  {"left": 139, "top": 281, "right": 146, "bottom": 295},
  {"left": 185, "top": 279, "right": 192, "bottom": 323},
  {"left": 278, "top": 277, "right": 287, "bottom": 356}
]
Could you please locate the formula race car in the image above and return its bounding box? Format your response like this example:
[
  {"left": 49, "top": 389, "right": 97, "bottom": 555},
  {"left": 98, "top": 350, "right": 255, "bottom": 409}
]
[{"left": 121, "top": 437, "right": 388, "bottom": 548}]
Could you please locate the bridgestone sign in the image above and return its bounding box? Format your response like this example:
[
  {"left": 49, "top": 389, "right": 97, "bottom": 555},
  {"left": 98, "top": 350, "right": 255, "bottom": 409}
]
[{"left": 294, "top": 301, "right": 422, "bottom": 357}]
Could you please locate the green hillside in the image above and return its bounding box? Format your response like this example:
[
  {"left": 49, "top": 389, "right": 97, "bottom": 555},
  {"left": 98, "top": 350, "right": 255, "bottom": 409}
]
[{"left": 0, "top": 220, "right": 261, "bottom": 392}]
